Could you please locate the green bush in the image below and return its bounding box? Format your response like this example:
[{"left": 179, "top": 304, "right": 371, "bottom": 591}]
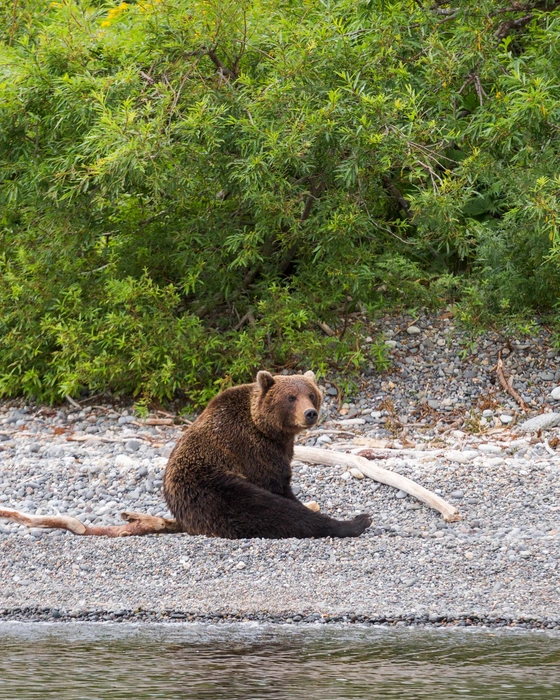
[{"left": 1, "top": 0, "right": 560, "bottom": 402}]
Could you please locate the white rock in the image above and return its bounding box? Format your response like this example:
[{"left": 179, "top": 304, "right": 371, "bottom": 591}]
[
  {"left": 478, "top": 444, "right": 503, "bottom": 455},
  {"left": 349, "top": 468, "right": 364, "bottom": 480},
  {"left": 550, "top": 387, "right": 560, "bottom": 400},
  {"left": 518, "top": 413, "right": 560, "bottom": 432},
  {"left": 115, "top": 454, "right": 136, "bottom": 470},
  {"left": 334, "top": 418, "right": 366, "bottom": 426},
  {"left": 406, "top": 326, "right": 421, "bottom": 335},
  {"left": 341, "top": 471, "right": 352, "bottom": 481},
  {"left": 444, "top": 450, "right": 478, "bottom": 464},
  {"left": 486, "top": 457, "right": 504, "bottom": 467},
  {"left": 500, "top": 414, "right": 513, "bottom": 424}
]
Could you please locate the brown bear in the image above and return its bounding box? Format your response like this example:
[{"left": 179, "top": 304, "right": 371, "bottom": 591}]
[{"left": 163, "top": 370, "right": 372, "bottom": 539}]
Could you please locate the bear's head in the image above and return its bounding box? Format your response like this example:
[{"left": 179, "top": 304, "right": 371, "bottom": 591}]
[{"left": 251, "top": 370, "right": 323, "bottom": 437}]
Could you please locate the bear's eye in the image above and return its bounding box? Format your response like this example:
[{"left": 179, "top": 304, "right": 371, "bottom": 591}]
[
  {"left": 309, "top": 393, "right": 316, "bottom": 402},
  {"left": 288, "top": 395, "right": 297, "bottom": 403}
]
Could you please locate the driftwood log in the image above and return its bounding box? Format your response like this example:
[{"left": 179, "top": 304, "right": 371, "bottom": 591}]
[
  {"left": 294, "top": 446, "right": 461, "bottom": 522},
  {"left": 0, "top": 447, "right": 459, "bottom": 537}
]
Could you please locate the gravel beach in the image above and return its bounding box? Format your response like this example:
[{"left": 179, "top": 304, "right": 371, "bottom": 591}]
[{"left": 1, "top": 312, "right": 560, "bottom": 629}]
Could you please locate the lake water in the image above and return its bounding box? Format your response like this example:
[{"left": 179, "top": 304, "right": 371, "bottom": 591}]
[{"left": 1, "top": 623, "right": 559, "bottom": 699}]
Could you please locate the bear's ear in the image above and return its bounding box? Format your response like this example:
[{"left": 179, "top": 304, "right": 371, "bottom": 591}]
[
  {"left": 256, "top": 370, "right": 275, "bottom": 393},
  {"left": 303, "top": 370, "right": 316, "bottom": 382}
]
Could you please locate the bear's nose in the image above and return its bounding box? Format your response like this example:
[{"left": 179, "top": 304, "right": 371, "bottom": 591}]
[{"left": 304, "top": 408, "right": 318, "bottom": 424}]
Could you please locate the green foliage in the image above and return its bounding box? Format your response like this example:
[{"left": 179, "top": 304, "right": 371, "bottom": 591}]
[{"left": 1, "top": 0, "right": 560, "bottom": 402}]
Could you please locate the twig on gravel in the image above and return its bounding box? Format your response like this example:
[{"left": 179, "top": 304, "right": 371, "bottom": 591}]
[
  {"left": 0, "top": 508, "right": 181, "bottom": 537},
  {"left": 65, "top": 395, "right": 81, "bottom": 410},
  {"left": 294, "top": 446, "right": 461, "bottom": 522},
  {"left": 65, "top": 434, "right": 163, "bottom": 446},
  {"left": 439, "top": 418, "right": 464, "bottom": 435},
  {"left": 496, "top": 351, "right": 528, "bottom": 410}
]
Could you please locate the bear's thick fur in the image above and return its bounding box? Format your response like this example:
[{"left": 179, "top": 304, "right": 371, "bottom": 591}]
[{"left": 163, "top": 371, "right": 372, "bottom": 539}]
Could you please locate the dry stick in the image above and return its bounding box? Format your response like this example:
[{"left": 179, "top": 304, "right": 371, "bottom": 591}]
[
  {"left": 294, "top": 446, "right": 461, "bottom": 522},
  {"left": 0, "top": 508, "right": 180, "bottom": 538},
  {"left": 496, "top": 352, "right": 527, "bottom": 411},
  {"left": 65, "top": 395, "right": 81, "bottom": 410}
]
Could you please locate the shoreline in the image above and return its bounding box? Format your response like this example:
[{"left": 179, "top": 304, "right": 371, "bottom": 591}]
[{"left": 1, "top": 608, "right": 559, "bottom": 631}]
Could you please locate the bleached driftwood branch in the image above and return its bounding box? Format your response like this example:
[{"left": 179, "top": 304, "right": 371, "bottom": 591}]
[{"left": 294, "top": 446, "right": 461, "bottom": 522}]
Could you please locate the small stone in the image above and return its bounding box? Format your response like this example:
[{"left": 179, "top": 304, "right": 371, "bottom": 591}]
[
  {"left": 444, "top": 450, "right": 478, "bottom": 464},
  {"left": 406, "top": 326, "right": 421, "bottom": 335},
  {"left": 451, "top": 490, "right": 464, "bottom": 499},
  {"left": 326, "top": 387, "right": 338, "bottom": 396},
  {"left": 518, "top": 413, "right": 560, "bottom": 432},
  {"left": 500, "top": 414, "right": 513, "bottom": 424},
  {"left": 126, "top": 439, "right": 142, "bottom": 452},
  {"left": 482, "top": 409, "right": 494, "bottom": 418},
  {"left": 349, "top": 468, "right": 364, "bottom": 480},
  {"left": 402, "top": 577, "right": 419, "bottom": 587},
  {"left": 341, "top": 472, "right": 352, "bottom": 481},
  {"left": 550, "top": 387, "right": 560, "bottom": 400},
  {"left": 115, "top": 454, "right": 136, "bottom": 469},
  {"left": 395, "top": 490, "right": 407, "bottom": 499},
  {"left": 427, "top": 400, "right": 440, "bottom": 410},
  {"left": 478, "top": 444, "right": 502, "bottom": 455},
  {"left": 236, "top": 562, "right": 246, "bottom": 570}
]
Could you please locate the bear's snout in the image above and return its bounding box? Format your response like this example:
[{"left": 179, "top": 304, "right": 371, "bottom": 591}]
[{"left": 304, "top": 408, "right": 318, "bottom": 424}]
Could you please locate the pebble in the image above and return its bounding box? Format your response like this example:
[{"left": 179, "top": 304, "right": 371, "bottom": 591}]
[
  {"left": 115, "top": 455, "right": 136, "bottom": 470},
  {"left": 444, "top": 450, "right": 478, "bottom": 464},
  {"left": 350, "top": 468, "right": 364, "bottom": 480},
  {"left": 478, "top": 444, "right": 502, "bottom": 455},
  {"left": 406, "top": 326, "right": 421, "bottom": 335},
  {"left": 550, "top": 387, "right": 560, "bottom": 400}
]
